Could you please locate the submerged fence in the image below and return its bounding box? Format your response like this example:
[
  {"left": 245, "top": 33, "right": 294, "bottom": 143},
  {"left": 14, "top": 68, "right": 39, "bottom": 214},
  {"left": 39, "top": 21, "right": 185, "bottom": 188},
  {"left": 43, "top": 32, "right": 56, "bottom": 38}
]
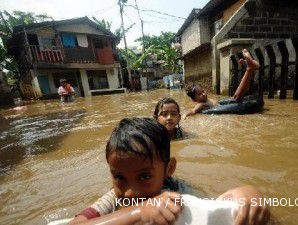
[{"left": 229, "top": 38, "right": 298, "bottom": 100}]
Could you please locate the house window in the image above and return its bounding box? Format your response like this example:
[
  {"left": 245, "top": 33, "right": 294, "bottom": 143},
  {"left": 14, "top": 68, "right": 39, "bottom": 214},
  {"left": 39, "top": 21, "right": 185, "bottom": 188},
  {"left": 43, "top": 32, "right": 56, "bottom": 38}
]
[
  {"left": 214, "top": 18, "right": 223, "bottom": 34},
  {"left": 61, "top": 33, "right": 77, "bottom": 48},
  {"left": 87, "top": 70, "right": 109, "bottom": 90},
  {"left": 39, "top": 37, "right": 56, "bottom": 50},
  {"left": 93, "top": 39, "right": 110, "bottom": 49}
]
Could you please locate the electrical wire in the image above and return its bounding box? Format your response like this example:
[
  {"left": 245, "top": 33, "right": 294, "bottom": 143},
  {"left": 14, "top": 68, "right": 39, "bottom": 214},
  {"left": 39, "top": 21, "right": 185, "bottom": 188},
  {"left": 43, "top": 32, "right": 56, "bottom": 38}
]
[{"left": 124, "top": 3, "right": 186, "bottom": 20}]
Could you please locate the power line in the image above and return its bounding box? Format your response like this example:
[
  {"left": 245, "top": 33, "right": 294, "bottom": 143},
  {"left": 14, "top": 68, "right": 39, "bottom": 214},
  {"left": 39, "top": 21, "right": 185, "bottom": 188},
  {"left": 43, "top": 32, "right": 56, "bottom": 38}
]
[
  {"left": 124, "top": 4, "right": 186, "bottom": 20},
  {"left": 85, "top": 3, "right": 118, "bottom": 17},
  {"left": 123, "top": 11, "right": 142, "bottom": 33},
  {"left": 143, "top": 19, "right": 182, "bottom": 24}
]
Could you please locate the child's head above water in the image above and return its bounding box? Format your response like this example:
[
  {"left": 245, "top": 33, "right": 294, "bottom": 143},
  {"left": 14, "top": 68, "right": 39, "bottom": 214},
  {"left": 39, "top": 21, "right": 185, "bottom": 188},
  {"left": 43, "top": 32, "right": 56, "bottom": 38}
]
[
  {"left": 186, "top": 84, "right": 207, "bottom": 103},
  {"left": 106, "top": 117, "right": 176, "bottom": 199},
  {"left": 153, "top": 97, "right": 181, "bottom": 133}
]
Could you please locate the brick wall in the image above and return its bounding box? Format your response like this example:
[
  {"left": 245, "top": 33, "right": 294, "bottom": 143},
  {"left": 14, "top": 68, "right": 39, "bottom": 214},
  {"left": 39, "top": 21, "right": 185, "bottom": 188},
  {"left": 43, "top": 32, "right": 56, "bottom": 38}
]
[{"left": 226, "top": 5, "right": 298, "bottom": 39}]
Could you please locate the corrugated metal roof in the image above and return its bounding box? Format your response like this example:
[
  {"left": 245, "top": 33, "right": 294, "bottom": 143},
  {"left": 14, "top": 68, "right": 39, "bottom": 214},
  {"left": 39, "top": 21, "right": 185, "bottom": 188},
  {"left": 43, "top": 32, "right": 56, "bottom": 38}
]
[
  {"left": 12, "top": 16, "right": 118, "bottom": 40},
  {"left": 176, "top": 8, "right": 200, "bottom": 37},
  {"left": 197, "top": 0, "right": 239, "bottom": 16},
  {"left": 176, "top": 0, "right": 239, "bottom": 37}
]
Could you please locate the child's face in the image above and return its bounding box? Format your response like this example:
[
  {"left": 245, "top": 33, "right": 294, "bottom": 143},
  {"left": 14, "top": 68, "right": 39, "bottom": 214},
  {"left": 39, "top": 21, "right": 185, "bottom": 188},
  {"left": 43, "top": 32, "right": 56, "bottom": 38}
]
[
  {"left": 194, "top": 89, "right": 207, "bottom": 103},
  {"left": 108, "top": 151, "right": 171, "bottom": 200},
  {"left": 157, "top": 103, "right": 181, "bottom": 132}
]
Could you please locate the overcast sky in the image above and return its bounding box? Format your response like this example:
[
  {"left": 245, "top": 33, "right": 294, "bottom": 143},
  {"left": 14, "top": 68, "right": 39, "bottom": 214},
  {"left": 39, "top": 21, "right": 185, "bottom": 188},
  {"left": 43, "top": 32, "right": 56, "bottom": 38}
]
[{"left": 2, "top": 0, "right": 209, "bottom": 47}]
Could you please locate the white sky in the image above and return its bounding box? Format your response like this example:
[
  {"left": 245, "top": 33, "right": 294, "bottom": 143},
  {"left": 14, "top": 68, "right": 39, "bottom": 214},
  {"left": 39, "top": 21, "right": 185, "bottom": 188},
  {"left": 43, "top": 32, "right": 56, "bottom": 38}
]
[{"left": 1, "top": 0, "right": 209, "bottom": 48}]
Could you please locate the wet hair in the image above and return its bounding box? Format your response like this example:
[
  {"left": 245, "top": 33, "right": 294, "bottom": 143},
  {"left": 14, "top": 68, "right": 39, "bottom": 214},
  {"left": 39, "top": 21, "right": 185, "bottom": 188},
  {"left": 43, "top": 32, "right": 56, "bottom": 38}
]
[
  {"left": 106, "top": 118, "right": 171, "bottom": 164},
  {"left": 153, "top": 97, "right": 180, "bottom": 119},
  {"left": 186, "top": 84, "right": 204, "bottom": 100},
  {"left": 59, "top": 78, "right": 67, "bottom": 83}
]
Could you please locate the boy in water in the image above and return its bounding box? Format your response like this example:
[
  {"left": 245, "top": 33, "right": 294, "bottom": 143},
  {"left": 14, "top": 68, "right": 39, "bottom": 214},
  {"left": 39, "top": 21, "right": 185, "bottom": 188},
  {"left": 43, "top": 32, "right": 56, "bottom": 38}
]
[
  {"left": 185, "top": 49, "right": 261, "bottom": 116},
  {"left": 58, "top": 78, "right": 75, "bottom": 103},
  {"left": 69, "top": 118, "right": 269, "bottom": 225}
]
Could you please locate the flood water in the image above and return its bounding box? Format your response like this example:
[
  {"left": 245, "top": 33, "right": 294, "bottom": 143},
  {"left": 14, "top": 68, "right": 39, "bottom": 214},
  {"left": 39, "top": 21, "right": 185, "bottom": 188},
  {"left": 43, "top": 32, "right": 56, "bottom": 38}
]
[{"left": 0, "top": 89, "right": 297, "bottom": 225}]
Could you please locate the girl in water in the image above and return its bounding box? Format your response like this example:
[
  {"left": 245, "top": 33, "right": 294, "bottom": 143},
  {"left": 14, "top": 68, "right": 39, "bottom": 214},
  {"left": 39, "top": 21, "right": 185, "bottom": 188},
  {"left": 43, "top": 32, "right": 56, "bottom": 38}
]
[{"left": 154, "top": 97, "right": 183, "bottom": 140}]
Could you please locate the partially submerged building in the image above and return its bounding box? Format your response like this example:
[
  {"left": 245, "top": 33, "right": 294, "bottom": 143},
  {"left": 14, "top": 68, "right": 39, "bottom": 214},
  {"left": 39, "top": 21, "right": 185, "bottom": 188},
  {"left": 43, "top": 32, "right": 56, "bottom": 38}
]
[
  {"left": 177, "top": 0, "right": 298, "bottom": 95},
  {"left": 0, "top": 70, "right": 14, "bottom": 106},
  {"left": 7, "top": 17, "right": 124, "bottom": 99}
]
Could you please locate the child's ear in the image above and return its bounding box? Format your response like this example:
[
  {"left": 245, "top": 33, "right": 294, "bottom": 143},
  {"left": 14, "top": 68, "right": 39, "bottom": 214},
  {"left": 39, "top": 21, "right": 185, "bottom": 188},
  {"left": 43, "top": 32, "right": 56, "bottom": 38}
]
[{"left": 166, "top": 157, "right": 176, "bottom": 177}]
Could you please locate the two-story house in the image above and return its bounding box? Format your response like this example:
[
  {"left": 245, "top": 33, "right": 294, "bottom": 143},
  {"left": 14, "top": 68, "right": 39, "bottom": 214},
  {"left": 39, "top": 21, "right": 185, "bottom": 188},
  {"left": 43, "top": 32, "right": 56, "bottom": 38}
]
[
  {"left": 176, "top": 8, "right": 211, "bottom": 88},
  {"left": 7, "top": 17, "right": 125, "bottom": 99},
  {"left": 177, "top": 0, "right": 298, "bottom": 95},
  {"left": 176, "top": 0, "right": 246, "bottom": 93}
]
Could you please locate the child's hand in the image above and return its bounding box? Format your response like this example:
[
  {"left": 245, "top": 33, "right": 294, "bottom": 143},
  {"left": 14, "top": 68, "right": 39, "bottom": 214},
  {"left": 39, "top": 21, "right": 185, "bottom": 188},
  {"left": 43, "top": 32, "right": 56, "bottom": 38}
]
[
  {"left": 217, "top": 186, "right": 270, "bottom": 225},
  {"left": 139, "top": 191, "right": 182, "bottom": 225}
]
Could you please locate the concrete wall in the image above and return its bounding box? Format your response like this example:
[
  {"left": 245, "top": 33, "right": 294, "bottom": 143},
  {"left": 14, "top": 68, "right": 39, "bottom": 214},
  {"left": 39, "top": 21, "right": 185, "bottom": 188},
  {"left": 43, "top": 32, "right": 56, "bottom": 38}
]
[
  {"left": 199, "top": 18, "right": 211, "bottom": 44},
  {"left": 217, "top": 39, "right": 256, "bottom": 94},
  {"left": 183, "top": 48, "right": 212, "bottom": 89},
  {"left": 107, "top": 68, "right": 120, "bottom": 89},
  {"left": 181, "top": 18, "right": 211, "bottom": 56},
  {"left": 79, "top": 67, "right": 120, "bottom": 97},
  {"left": 181, "top": 19, "right": 200, "bottom": 55}
]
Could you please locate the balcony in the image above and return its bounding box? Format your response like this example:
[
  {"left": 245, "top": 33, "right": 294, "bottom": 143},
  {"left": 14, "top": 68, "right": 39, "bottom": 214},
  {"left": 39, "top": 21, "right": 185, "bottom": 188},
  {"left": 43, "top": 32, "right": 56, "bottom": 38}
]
[
  {"left": 64, "top": 47, "right": 96, "bottom": 63},
  {"left": 27, "top": 45, "right": 64, "bottom": 63},
  {"left": 27, "top": 45, "right": 116, "bottom": 65}
]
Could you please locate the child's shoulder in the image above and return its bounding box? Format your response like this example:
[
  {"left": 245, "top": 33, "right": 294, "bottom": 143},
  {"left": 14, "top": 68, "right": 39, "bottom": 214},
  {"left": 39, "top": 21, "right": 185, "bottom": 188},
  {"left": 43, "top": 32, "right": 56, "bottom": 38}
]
[{"left": 90, "top": 189, "right": 118, "bottom": 215}]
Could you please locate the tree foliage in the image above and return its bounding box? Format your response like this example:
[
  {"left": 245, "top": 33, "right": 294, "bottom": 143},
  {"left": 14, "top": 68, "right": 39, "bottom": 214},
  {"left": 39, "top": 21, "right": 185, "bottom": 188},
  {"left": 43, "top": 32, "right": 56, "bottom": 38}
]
[
  {"left": 133, "top": 32, "right": 182, "bottom": 73},
  {"left": 0, "top": 10, "right": 52, "bottom": 83}
]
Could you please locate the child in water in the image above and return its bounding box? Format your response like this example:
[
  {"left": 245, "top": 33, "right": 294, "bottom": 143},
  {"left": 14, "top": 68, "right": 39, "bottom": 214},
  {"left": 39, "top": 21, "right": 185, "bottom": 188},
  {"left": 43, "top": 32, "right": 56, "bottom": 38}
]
[
  {"left": 58, "top": 78, "right": 75, "bottom": 103},
  {"left": 69, "top": 117, "right": 270, "bottom": 225},
  {"left": 185, "top": 49, "right": 262, "bottom": 116},
  {"left": 154, "top": 97, "right": 183, "bottom": 140}
]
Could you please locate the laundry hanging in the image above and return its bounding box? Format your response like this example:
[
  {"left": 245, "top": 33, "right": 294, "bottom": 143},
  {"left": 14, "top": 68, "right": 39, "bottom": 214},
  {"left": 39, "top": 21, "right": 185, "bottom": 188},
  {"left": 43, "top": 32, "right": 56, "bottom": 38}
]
[
  {"left": 76, "top": 34, "right": 88, "bottom": 47},
  {"left": 61, "top": 34, "right": 76, "bottom": 47}
]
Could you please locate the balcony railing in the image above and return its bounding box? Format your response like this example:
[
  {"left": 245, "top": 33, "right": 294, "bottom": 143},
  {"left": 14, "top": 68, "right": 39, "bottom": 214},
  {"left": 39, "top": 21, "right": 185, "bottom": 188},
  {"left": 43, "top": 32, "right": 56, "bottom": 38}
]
[
  {"left": 26, "top": 45, "right": 117, "bottom": 65},
  {"left": 63, "top": 47, "right": 96, "bottom": 63},
  {"left": 27, "top": 45, "right": 64, "bottom": 63}
]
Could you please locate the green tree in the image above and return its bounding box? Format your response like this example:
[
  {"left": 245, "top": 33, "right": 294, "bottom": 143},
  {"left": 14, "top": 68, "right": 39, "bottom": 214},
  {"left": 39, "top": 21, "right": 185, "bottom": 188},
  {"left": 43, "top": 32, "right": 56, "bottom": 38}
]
[
  {"left": 92, "top": 17, "right": 112, "bottom": 30},
  {"left": 134, "top": 32, "right": 182, "bottom": 73},
  {"left": 0, "top": 10, "right": 52, "bottom": 84}
]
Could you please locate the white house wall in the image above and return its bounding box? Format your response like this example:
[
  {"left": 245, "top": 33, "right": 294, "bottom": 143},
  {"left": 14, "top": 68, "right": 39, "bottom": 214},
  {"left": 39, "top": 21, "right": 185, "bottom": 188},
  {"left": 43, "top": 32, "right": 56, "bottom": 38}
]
[
  {"left": 56, "top": 24, "right": 105, "bottom": 36},
  {"left": 199, "top": 18, "right": 211, "bottom": 45},
  {"left": 107, "top": 68, "right": 119, "bottom": 89}
]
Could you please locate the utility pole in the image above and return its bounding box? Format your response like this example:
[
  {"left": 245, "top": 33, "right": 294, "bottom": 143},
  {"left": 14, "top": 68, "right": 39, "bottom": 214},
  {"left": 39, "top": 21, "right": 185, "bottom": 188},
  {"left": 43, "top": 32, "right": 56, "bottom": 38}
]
[
  {"left": 118, "top": 0, "right": 132, "bottom": 90},
  {"left": 134, "top": 0, "right": 149, "bottom": 90}
]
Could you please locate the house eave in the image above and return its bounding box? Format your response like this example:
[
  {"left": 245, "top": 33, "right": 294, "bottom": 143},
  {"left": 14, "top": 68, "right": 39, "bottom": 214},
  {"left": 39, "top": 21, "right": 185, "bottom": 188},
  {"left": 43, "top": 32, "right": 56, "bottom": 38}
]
[{"left": 180, "top": 43, "right": 211, "bottom": 59}]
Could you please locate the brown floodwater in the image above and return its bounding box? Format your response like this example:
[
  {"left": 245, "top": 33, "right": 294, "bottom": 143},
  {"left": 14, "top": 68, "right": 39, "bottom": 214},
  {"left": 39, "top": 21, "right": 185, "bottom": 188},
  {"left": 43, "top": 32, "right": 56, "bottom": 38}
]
[{"left": 0, "top": 89, "right": 297, "bottom": 225}]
